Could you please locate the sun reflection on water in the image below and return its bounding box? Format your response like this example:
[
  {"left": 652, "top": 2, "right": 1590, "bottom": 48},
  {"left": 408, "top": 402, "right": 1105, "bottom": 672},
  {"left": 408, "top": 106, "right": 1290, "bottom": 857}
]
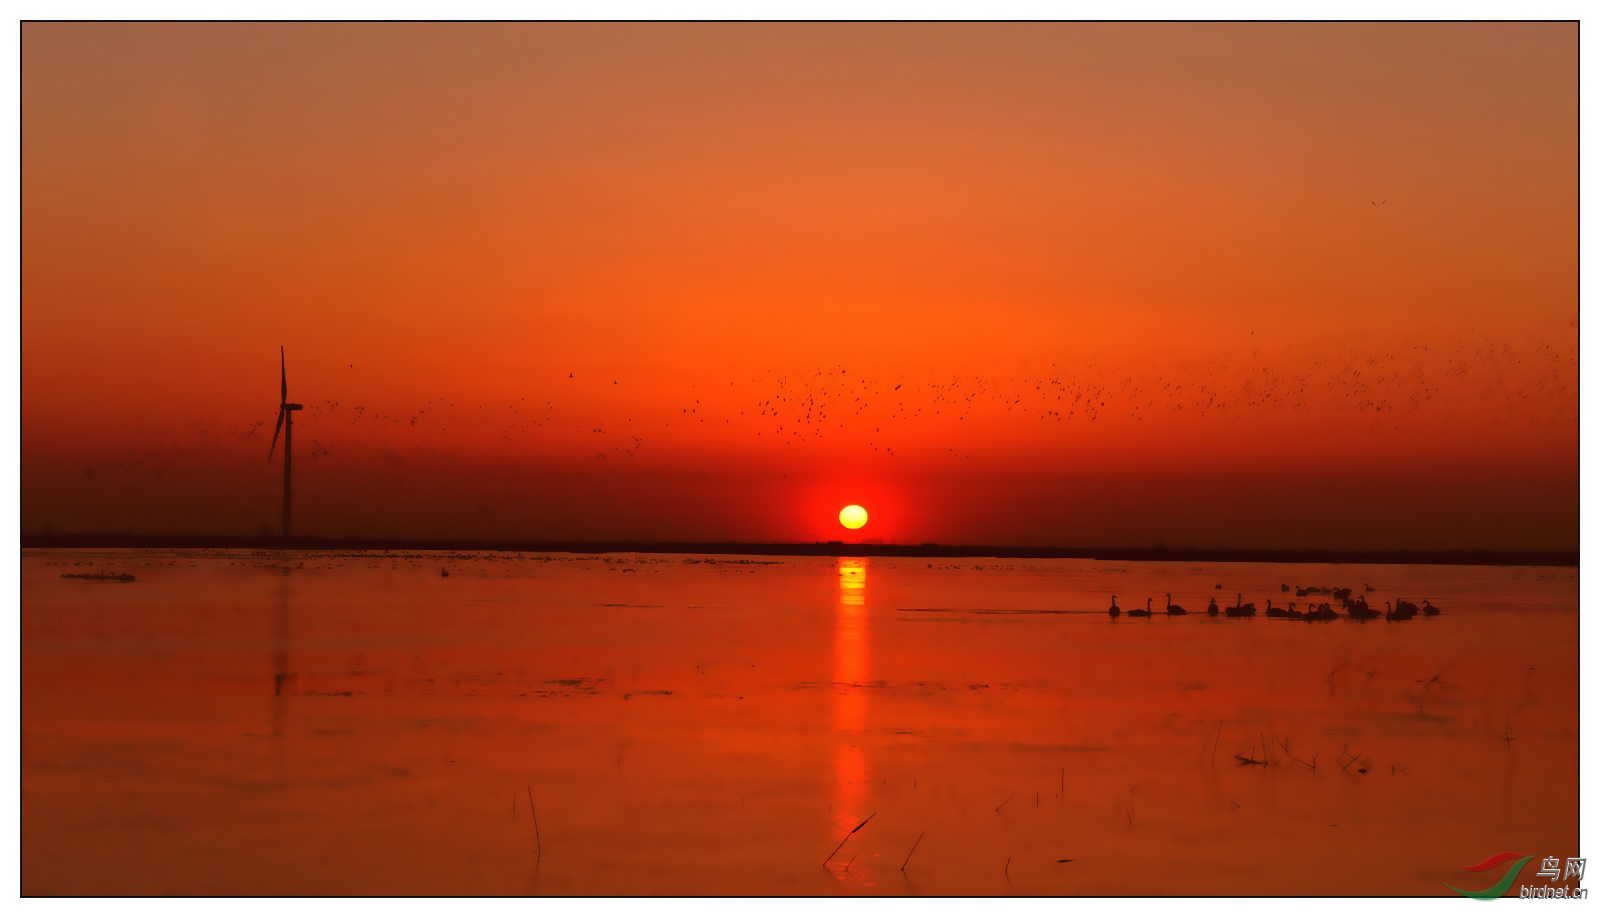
[{"left": 831, "top": 558, "right": 870, "bottom": 862}]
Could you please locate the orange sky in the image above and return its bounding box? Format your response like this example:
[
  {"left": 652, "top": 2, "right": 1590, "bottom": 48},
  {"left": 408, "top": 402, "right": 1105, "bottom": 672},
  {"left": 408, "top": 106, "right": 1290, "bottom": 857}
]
[{"left": 22, "top": 23, "right": 1577, "bottom": 549}]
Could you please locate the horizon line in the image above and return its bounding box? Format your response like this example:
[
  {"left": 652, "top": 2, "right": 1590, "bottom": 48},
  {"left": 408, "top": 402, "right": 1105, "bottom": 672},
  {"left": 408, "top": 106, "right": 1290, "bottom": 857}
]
[{"left": 18, "top": 533, "right": 1578, "bottom": 567}]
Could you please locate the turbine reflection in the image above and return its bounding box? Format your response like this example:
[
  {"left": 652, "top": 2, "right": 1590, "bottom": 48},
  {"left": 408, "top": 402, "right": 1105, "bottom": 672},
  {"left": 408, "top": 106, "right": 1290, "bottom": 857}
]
[{"left": 271, "top": 561, "right": 292, "bottom": 783}]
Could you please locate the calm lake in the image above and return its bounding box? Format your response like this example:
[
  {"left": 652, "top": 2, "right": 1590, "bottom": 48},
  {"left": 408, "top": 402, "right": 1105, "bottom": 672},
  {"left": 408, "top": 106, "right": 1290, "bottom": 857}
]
[{"left": 21, "top": 549, "right": 1578, "bottom": 895}]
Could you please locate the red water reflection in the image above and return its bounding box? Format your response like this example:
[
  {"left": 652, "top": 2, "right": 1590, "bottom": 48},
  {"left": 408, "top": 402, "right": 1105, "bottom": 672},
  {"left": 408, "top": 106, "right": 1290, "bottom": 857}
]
[{"left": 20, "top": 550, "right": 1579, "bottom": 895}]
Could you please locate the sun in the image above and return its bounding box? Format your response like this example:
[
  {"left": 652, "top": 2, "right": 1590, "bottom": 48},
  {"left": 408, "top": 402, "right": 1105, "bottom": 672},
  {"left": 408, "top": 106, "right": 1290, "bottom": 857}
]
[{"left": 839, "top": 504, "right": 868, "bottom": 530}]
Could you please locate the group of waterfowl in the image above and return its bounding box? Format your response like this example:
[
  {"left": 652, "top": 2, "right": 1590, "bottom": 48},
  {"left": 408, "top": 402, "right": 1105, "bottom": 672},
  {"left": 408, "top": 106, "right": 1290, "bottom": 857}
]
[
  {"left": 1108, "top": 585, "right": 1442, "bottom": 622},
  {"left": 59, "top": 570, "right": 136, "bottom": 582}
]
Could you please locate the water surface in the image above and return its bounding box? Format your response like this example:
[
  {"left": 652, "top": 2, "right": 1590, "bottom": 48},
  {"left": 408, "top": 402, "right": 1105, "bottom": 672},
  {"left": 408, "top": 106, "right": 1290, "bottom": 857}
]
[{"left": 22, "top": 550, "right": 1578, "bottom": 894}]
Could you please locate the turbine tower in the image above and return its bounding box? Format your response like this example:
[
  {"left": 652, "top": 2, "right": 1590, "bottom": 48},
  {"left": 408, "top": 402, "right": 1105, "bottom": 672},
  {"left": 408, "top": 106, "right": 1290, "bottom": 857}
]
[{"left": 267, "top": 347, "right": 304, "bottom": 540}]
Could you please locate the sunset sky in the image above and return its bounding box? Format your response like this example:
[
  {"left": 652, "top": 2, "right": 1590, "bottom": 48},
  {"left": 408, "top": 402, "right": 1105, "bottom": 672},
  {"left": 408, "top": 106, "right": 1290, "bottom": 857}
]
[{"left": 22, "top": 22, "right": 1576, "bottom": 550}]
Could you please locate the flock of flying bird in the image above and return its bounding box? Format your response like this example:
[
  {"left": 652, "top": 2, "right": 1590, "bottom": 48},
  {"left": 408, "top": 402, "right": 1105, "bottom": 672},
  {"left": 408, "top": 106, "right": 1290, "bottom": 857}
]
[
  {"left": 1107, "top": 584, "right": 1443, "bottom": 621},
  {"left": 734, "top": 327, "right": 1574, "bottom": 453},
  {"left": 262, "top": 325, "right": 1572, "bottom": 467}
]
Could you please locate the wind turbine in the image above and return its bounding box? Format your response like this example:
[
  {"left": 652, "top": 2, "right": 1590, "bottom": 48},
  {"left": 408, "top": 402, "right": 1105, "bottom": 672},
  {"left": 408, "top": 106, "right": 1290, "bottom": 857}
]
[{"left": 267, "top": 346, "right": 304, "bottom": 540}]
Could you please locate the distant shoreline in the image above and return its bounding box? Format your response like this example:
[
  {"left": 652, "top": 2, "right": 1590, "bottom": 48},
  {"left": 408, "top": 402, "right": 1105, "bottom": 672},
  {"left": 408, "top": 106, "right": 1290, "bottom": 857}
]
[{"left": 18, "top": 534, "right": 1578, "bottom": 566}]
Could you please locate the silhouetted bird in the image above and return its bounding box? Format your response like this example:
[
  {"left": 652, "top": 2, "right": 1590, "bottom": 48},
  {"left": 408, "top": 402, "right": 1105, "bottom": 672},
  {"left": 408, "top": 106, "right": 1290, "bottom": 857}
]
[
  {"left": 1206, "top": 597, "right": 1220, "bottom": 616},
  {"left": 1165, "top": 593, "right": 1187, "bottom": 616},
  {"left": 1305, "top": 602, "right": 1338, "bottom": 622},
  {"left": 1345, "top": 596, "right": 1380, "bottom": 620},
  {"left": 1128, "top": 598, "right": 1153, "bottom": 618},
  {"left": 1422, "top": 599, "right": 1442, "bottom": 616},
  {"left": 1385, "top": 600, "right": 1416, "bottom": 621},
  {"left": 1108, "top": 595, "right": 1121, "bottom": 619}
]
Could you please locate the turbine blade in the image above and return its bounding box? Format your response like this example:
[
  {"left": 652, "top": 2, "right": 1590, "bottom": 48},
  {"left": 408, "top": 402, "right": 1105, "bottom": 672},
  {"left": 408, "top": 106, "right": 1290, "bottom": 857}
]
[
  {"left": 280, "top": 346, "right": 287, "bottom": 402},
  {"left": 268, "top": 406, "right": 285, "bottom": 461}
]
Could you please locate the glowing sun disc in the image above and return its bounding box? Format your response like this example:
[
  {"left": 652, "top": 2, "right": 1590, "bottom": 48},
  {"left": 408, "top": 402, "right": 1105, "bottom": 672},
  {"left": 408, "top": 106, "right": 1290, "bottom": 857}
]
[{"left": 839, "top": 505, "right": 868, "bottom": 530}]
